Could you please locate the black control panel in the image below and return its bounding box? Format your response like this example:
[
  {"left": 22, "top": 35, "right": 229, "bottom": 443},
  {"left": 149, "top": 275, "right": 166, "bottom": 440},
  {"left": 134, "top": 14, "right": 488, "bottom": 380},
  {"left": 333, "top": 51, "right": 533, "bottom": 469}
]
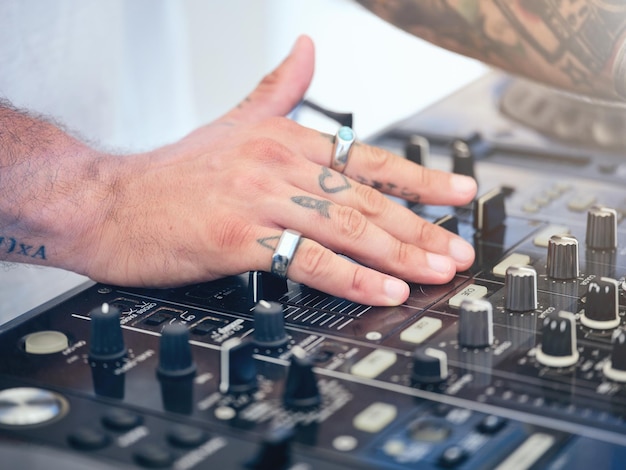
[{"left": 2, "top": 73, "right": 626, "bottom": 469}]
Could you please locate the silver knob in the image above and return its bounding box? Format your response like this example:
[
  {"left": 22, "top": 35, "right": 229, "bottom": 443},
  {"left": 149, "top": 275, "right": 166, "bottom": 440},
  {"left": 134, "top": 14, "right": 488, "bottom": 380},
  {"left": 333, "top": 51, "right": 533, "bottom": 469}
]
[
  {"left": 547, "top": 235, "right": 579, "bottom": 280},
  {"left": 505, "top": 265, "right": 537, "bottom": 312},
  {"left": 586, "top": 206, "right": 617, "bottom": 250},
  {"left": 458, "top": 298, "right": 494, "bottom": 347}
]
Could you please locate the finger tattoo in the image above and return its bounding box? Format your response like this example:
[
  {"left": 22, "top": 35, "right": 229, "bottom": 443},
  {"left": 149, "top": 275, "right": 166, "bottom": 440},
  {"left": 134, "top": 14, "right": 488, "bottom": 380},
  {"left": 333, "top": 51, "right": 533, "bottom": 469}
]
[
  {"left": 318, "top": 167, "right": 351, "bottom": 193},
  {"left": 291, "top": 196, "right": 332, "bottom": 218},
  {"left": 257, "top": 236, "right": 280, "bottom": 250}
]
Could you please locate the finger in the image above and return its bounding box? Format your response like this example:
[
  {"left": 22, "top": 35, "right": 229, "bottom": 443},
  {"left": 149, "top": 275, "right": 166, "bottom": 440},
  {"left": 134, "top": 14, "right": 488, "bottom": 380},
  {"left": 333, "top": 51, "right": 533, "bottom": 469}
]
[
  {"left": 218, "top": 35, "right": 315, "bottom": 126},
  {"left": 291, "top": 166, "right": 475, "bottom": 271}
]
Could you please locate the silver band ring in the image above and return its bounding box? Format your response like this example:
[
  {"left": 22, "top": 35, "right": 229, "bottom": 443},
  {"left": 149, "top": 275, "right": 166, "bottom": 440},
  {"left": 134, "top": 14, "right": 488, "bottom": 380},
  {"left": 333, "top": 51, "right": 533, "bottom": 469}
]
[
  {"left": 330, "top": 126, "right": 356, "bottom": 173},
  {"left": 270, "top": 229, "right": 302, "bottom": 278}
]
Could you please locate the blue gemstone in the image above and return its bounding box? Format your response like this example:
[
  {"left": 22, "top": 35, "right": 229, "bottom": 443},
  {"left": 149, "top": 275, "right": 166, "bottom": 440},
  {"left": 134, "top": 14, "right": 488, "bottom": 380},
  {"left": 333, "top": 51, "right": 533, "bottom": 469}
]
[{"left": 338, "top": 126, "right": 354, "bottom": 141}]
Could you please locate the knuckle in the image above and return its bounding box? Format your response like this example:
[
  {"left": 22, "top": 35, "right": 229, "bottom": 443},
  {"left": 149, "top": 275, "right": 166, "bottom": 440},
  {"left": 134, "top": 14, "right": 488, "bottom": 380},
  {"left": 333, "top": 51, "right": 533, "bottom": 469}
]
[
  {"left": 297, "top": 243, "right": 334, "bottom": 280},
  {"left": 335, "top": 206, "right": 368, "bottom": 241},
  {"left": 213, "top": 216, "right": 251, "bottom": 251},
  {"left": 349, "top": 266, "right": 369, "bottom": 295},
  {"left": 392, "top": 239, "right": 413, "bottom": 267},
  {"left": 365, "top": 146, "right": 394, "bottom": 173},
  {"left": 241, "top": 134, "right": 295, "bottom": 167},
  {"left": 354, "top": 184, "right": 387, "bottom": 216}
]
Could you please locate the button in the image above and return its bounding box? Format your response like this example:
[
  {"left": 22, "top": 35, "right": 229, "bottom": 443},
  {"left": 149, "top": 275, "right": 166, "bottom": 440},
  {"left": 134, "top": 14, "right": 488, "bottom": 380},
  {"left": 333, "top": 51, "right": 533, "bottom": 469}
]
[
  {"left": 24, "top": 331, "right": 69, "bottom": 354},
  {"left": 494, "top": 433, "right": 555, "bottom": 470},
  {"left": 143, "top": 312, "right": 171, "bottom": 326},
  {"left": 476, "top": 415, "right": 507, "bottom": 435},
  {"left": 167, "top": 424, "right": 208, "bottom": 448},
  {"left": 438, "top": 445, "right": 468, "bottom": 467},
  {"left": 350, "top": 349, "right": 397, "bottom": 379},
  {"left": 492, "top": 253, "right": 531, "bottom": 277},
  {"left": 533, "top": 224, "right": 570, "bottom": 248},
  {"left": 133, "top": 443, "right": 174, "bottom": 468},
  {"left": 102, "top": 409, "right": 143, "bottom": 431},
  {"left": 68, "top": 427, "right": 111, "bottom": 451},
  {"left": 567, "top": 193, "right": 596, "bottom": 211},
  {"left": 448, "top": 284, "right": 488, "bottom": 308},
  {"left": 400, "top": 317, "right": 442, "bottom": 344},
  {"left": 353, "top": 402, "right": 397, "bottom": 433}
]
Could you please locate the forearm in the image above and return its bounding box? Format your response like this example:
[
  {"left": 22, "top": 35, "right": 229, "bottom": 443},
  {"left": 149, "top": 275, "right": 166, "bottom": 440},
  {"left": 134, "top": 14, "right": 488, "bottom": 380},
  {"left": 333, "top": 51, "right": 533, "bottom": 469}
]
[
  {"left": 356, "top": 0, "right": 626, "bottom": 101},
  {"left": 0, "top": 102, "right": 114, "bottom": 272}
]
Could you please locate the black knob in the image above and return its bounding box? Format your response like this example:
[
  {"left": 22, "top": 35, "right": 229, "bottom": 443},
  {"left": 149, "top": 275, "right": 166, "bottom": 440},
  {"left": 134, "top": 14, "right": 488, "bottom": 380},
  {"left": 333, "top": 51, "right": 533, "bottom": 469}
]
[
  {"left": 219, "top": 338, "right": 257, "bottom": 395},
  {"left": 157, "top": 324, "right": 196, "bottom": 379},
  {"left": 586, "top": 206, "right": 617, "bottom": 250},
  {"left": 283, "top": 347, "right": 321, "bottom": 410},
  {"left": 89, "top": 303, "right": 126, "bottom": 361},
  {"left": 249, "top": 271, "right": 288, "bottom": 306},
  {"left": 580, "top": 277, "right": 620, "bottom": 330},
  {"left": 411, "top": 347, "right": 448, "bottom": 384},
  {"left": 253, "top": 300, "right": 288, "bottom": 349},
  {"left": 246, "top": 423, "right": 294, "bottom": 470},
  {"left": 536, "top": 310, "right": 579, "bottom": 368},
  {"left": 458, "top": 299, "right": 494, "bottom": 348},
  {"left": 405, "top": 135, "right": 429, "bottom": 166},
  {"left": 603, "top": 329, "right": 626, "bottom": 382},
  {"left": 505, "top": 265, "right": 537, "bottom": 312},
  {"left": 547, "top": 235, "right": 579, "bottom": 280}
]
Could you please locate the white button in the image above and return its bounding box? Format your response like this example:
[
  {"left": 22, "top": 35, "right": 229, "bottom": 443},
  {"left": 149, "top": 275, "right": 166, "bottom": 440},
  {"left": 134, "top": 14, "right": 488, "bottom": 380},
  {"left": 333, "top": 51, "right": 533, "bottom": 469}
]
[
  {"left": 494, "top": 433, "right": 555, "bottom": 470},
  {"left": 567, "top": 193, "right": 596, "bottom": 211},
  {"left": 492, "top": 253, "right": 531, "bottom": 277},
  {"left": 350, "top": 349, "right": 397, "bottom": 379},
  {"left": 400, "top": 316, "right": 442, "bottom": 344},
  {"left": 533, "top": 224, "right": 570, "bottom": 247},
  {"left": 24, "top": 331, "right": 69, "bottom": 355},
  {"left": 448, "top": 284, "right": 488, "bottom": 307},
  {"left": 353, "top": 402, "right": 397, "bottom": 433}
]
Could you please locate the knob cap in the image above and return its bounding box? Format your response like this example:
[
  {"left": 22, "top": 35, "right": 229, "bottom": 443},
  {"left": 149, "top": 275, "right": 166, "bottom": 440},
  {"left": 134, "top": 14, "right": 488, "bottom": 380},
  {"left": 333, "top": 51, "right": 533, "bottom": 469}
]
[
  {"left": 547, "top": 235, "right": 579, "bottom": 280},
  {"left": 89, "top": 303, "right": 126, "bottom": 361},
  {"left": 580, "top": 277, "right": 620, "bottom": 330},
  {"left": 157, "top": 324, "right": 196, "bottom": 379},
  {"left": 535, "top": 310, "right": 579, "bottom": 368},
  {"left": 283, "top": 347, "right": 321, "bottom": 410},
  {"left": 219, "top": 338, "right": 257, "bottom": 395},
  {"left": 458, "top": 299, "right": 494, "bottom": 348},
  {"left": 411, "top": 347, "right": 448, "bottom": 384},
  {"left": 505, "top": 265, "right": 537, "bottom": 312},
  {"left": 246, "top": 423, "right": 294, "bottom": 470},
  {"left": 603, "top": 329, "right": 626, "bottom": 382},
  {"left": 253, "top": 300, "right": 288, "bottom": 349},
  {"left": 405, "top": 135, "right": 429, "bottom": 167},
  {"left": 586, "top": 206, "right": 617, "bottom": 250}
]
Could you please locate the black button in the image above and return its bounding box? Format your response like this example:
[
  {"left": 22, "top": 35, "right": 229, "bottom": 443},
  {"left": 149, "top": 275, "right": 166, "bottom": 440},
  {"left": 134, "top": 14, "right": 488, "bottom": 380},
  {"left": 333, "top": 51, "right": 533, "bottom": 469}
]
[
  {"left": 439, "top": 445, "right": 468, "bottom": 468},
  {"left": 102, "top": 408, "right": 143, "bottom": 431},
  {"left": 144, "top": 313, "right": 171, "bottom": 326},
  {"left": 167, "top": 424, "right": 208, "bottom": 448},
  {"left": 477, "top": 415, "right": 507, "bottom": 435},
  {"left": 134, "top": 443, "right": 174, "bottom": 468},
  {"left": 68, "top": 427, "right": 110, "bottom": 450},
  {"left": 191, "top": 321, "right": 217, "bottom": 336}
]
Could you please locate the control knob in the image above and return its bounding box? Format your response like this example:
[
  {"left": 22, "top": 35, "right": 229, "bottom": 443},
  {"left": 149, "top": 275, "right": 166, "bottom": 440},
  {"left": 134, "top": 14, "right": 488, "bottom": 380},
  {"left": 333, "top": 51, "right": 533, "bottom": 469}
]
[
  {"left": 546, "top": 235, "right": 579, "bottom": 280},
  {"left": 249, "top": 271, "right": 288, "bottom": 305},
  {"left": 458, "top": 298, "right": 494, "bottom": 348},
  {"left": 505, "top": 265, "right": 537, "bottom": 312},
  {"left": 580, "top": 277, "right": 620, "bottom": 330},
  {"left": 89, "top": 303, "right": 126, "bottom": 362},
  {"left": 535, "top": 310, "right": 579, "bottom": 368},
  {"left": 603, "top": 328, "right": 626, "bottom": 382},
  {"left": 219, "top": 338, "right": 257, "bottom": 395},
  {"left": 157, "top": 323, "right": 196, "bottom": 379},
  {"left": 586, "top": 206, "right": 617, "bottom": 250},
  {"left": 253, "top": 300, "right": 289, "bottom": 349},
  {"left": 283, "top": 347, "right": 321, "bottom": 410},
  {"left": 411, "top": 347, "right": 448, "bottom": 384}
]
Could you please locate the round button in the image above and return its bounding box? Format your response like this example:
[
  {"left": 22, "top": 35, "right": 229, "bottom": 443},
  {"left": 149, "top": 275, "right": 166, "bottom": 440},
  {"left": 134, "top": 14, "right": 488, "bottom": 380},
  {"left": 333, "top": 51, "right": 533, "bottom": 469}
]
[
  {"left": 68, "top": 427, "right": 111, "bottom": 451},
  {"left": 0, "top": 387, "right": 68, "bottom": 427},
  {"left": 133, "top": 443, "right": 174, "bottom": 468},
  {"left": 167, "top": 424, "right": 208, "bottom": 448},
  {"left": 24, "top": 331, "right": 69, "bottom": 354},
  {"left": 101, "top": 409, "right": 143, "bottom": 431}
]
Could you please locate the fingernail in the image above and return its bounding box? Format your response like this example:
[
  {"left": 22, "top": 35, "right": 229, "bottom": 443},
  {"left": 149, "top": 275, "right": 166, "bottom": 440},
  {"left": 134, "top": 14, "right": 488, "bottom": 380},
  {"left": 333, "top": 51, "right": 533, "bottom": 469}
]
[
  {"left": 451, "top": 174, "right": 477, "bottom": 195},
  {"left": 427, "top": 252, "right": 453, "bottom": 274},
  {"left": 449, "top": 238, "right": 474, "bottom": 265},
  {"left": 384, "top": 278, "right": 409, "bottom": 305}
]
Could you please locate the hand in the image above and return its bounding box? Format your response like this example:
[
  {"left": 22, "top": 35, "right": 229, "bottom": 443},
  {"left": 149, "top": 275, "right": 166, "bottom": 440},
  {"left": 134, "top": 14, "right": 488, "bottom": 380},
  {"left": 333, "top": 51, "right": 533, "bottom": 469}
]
[{"left": 76, "top": 35, "right": 477, "bottom": 306}]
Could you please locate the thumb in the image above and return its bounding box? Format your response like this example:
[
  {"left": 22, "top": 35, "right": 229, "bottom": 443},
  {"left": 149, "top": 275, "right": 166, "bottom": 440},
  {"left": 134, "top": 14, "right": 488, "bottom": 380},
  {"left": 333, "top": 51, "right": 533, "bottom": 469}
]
[{"left": 219, "top": 35, "right": 315, "bottom": 125}]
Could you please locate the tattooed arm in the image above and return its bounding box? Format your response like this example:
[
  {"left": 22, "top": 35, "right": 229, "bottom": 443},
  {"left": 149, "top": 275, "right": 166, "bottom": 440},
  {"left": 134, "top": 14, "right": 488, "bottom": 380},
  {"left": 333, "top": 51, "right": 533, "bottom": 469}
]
[{"left": 356, "top": 0, "right": 626, "bottom": 101}]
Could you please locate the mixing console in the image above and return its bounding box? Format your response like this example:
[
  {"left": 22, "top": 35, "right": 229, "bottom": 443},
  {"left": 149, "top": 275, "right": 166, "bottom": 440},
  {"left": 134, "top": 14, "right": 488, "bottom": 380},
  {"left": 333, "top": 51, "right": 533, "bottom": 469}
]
[{"left": 1, "top": 72, "right": 626, "bottom": 469}]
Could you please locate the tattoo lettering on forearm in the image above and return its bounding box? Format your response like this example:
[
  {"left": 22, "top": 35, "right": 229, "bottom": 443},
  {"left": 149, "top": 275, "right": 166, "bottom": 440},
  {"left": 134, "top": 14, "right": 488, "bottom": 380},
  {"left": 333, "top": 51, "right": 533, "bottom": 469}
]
[
  {"left": 319, "top": 167, "right": 351, "bottom": 193},
  {"left": 291, "top": 196, "right": 332, "bottom": 218},
  {"left": 0, "top": 236, "right": 46, "bottom": 259},
  {"left": 257, "top": 236, "right": 280, "bottom": 251}
]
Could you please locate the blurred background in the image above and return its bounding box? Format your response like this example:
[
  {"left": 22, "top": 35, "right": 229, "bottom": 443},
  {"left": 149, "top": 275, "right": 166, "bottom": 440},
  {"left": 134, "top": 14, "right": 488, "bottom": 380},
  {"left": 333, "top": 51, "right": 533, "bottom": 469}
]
[{"left": 0, "top": 0, "right": 486, "bottom": 324}]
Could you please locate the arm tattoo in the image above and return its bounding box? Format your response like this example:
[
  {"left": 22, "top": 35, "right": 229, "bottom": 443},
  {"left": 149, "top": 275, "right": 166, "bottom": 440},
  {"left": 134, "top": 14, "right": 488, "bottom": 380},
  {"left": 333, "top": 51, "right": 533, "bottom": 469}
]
[
  {"left": 291, "top": 196, "right": 332, "bottom": 218},
  {"left": 0, "top": 235, "right": 47, "bottom": 260},
  {"left": 319, "top": 167, "right": 352, "bottom": 193}
]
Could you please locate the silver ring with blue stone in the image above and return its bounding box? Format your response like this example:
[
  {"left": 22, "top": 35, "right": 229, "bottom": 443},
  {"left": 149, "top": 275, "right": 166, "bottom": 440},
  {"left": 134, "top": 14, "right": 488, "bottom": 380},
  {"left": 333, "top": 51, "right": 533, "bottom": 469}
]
[
  {"left": 331, "top": 126, "right": 356, "bottom": 173},
  {"left": 270, "top": 229, "right": 302, "bottom": 279}
]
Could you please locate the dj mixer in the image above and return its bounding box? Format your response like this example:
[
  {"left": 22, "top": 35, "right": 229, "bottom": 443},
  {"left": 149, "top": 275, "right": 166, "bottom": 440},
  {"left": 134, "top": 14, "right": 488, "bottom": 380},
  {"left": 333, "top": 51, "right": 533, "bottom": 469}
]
[{"left": 1, "top": 72, "right": 626, "bottom": 469}]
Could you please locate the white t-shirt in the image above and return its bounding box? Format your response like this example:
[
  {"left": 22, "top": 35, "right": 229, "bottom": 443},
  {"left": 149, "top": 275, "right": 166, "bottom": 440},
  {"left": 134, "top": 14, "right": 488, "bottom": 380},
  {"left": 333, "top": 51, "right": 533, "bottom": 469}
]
[{"left": 0, "top": 0, "right": 195, "bottom": 151}]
